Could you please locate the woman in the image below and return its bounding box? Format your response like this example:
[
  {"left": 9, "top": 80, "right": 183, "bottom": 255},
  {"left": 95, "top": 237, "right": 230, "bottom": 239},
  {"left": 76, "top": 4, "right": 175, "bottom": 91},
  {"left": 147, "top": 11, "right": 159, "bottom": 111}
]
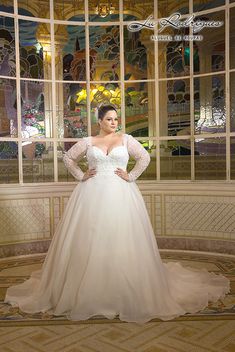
[{"left": 4, "top": 104, "right": 230, "bottom": 323}]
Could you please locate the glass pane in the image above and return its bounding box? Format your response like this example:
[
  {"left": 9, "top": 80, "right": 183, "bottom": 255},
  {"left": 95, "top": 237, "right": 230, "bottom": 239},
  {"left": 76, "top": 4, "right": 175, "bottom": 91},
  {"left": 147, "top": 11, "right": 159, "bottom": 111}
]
[
  {"left": 90, "top": 83, "right": 121, "bottom": 135},
  {"left": 21, "top": 80, "right": 53, "bottom": 138},
  {"left": 22, "top": 141, "right": 54, "bottom": 182},
  {"left": 159, "top": 79, "right": 190, "bottom": 137},
  {"left": 194, "top": 11, "right": 225, "bottom": 75},
  {"left": 0, "top": 16, "right": 15, "bottom": 77},
  {"left": 231, "top": 137, "right": 235, "bottom": 180},
  {"left": 89, "top": 26, "right": 120, "bottom": 81},
  {"left": 158, "top": 0, "right": 189, "bottom": 17},
  {"left": 89, "top": 0, "right": 119, "bottom": 22},
  {"left": 124, "top": 26, "right": 154, "bottom": 80},
  {"left": 195, "top": 137, "right": 226, "bottom": 180},
  {"left": 193, "top": 0, "right": 225, "bottom": 12},
  {"left": 160, "top": 139, "right": 191, "bottom": 180},
  {"left": 158, "top": 35, "right": 190, "bottom": 79},
  {"left": 56, "top": 83, "right": 87, "bottom": 138},
  {"left": 127, "top": 139, "right": 156, "bottom": 180},
  {"left": 54, "top": 0, "right": 85, "bottom": 21},
  {"left": 55, "top": 24, "right": 85, "bottom": 81},
  {"left": 194, "top": 75, "right": 225, "bottom": 134},
  {"left": 123, "top": 0, "right": 154, "bottom": 21},
  {"left": 58, "top": 141, "right": 87, "bottom": 182},
  {"left": 0, "top": 1, "right": 14, "bottom": 13},
  {"left": 231, "top": 72, "right": 235, "bottom": 132},
  {"left": 19, "top": 20, "right": 51, "bottom": 80},
  {"left": 230, "top": 7, "right": 235, "bottom": 69},
  {"left": 125, "top": 81, "right": 155, "bottom": 137},
  {"left": 18, "top": 0, "right": 50, "bottom": 18},
  {"left": 0, "top": 141, "right": 18, "bottom": 183},
  {"left": 0, "top": 78, "right": 17, "bottom": 137}
]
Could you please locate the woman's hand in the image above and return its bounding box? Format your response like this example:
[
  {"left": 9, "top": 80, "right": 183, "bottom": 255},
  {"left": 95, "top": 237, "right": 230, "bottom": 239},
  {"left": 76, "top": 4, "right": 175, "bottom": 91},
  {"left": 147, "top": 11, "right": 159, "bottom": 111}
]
[
  {"left": 82, "top": 168, "right": 97, "bottom": 181},
  {"left": 114, "top": 168, "right": 130, "bottom": 182}
]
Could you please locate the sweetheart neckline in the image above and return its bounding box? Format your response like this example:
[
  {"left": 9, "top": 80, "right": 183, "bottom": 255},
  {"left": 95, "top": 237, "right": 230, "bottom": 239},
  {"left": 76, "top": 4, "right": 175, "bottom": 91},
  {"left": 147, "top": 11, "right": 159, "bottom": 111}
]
[
  {"left": 89, "top": 134, "right": 126, "bottom": 157},
  {"left": 91, "top": 145, "right": 126, "bottom": 157}
]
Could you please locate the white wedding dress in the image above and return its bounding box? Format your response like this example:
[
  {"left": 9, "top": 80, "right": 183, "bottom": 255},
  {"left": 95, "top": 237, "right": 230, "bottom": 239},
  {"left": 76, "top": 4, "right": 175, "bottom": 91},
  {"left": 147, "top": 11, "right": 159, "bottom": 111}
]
[{"left": 4, "top": 133, "right": 230, "bottom": 323}]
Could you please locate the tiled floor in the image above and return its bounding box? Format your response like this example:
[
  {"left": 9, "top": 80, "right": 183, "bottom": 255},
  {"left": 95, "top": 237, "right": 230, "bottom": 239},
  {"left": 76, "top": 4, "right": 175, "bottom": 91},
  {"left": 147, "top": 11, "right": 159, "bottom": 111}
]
[{"left": 0, "top": 250, "right": 234, "bottom": 352}]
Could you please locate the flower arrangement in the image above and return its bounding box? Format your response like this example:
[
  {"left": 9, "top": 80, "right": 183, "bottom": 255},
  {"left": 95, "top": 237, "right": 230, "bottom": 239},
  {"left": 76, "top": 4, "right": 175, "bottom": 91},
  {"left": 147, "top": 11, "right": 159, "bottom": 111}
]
[
  {"left": 22, "top": 103, "right": 45, "bottom": 136},
  {"left": 63, "top": 108, "right": 87, "bottom": 138}
]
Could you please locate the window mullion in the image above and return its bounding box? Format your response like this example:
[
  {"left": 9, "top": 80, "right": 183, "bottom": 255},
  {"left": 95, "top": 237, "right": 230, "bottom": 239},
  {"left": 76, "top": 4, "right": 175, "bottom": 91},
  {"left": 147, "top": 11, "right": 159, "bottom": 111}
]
[
  {"left": 155, "top": 1, "right": 160, "bottom": 181},
  {"left": 226, "top": 1, "right": 231, "bottom": 181},
  {"left": 14, "top": 0, "right": 23, "bottom": 184},
  {"left": 189, "top": 0, "right": 195, "bottom": 181},
  {"left": 50, "top": 0, "right": 58, "bottom": 182}
]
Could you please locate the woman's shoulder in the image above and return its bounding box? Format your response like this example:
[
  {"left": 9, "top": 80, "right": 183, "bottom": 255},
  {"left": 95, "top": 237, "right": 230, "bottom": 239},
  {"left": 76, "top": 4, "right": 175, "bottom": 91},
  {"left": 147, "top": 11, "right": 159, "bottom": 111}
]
[
  {"left": 120, "top": 133, "right": 133, "bottom": 140},
  {"left": 72, "top": 137, "right": 89, "bottom": 148},
  {"left": 116, "top": 132, "right": 130, "bottom": 142},
  {"left": 116, "top": 132, "right": 129, "bottom": 138},
  {"left": 77, "top": 136, "right": 88, "bottom": 142}
]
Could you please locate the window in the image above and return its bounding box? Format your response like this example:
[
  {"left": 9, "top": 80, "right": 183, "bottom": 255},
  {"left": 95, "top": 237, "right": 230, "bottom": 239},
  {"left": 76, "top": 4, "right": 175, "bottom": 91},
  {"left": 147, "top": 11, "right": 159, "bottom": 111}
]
[{"left": 0, "top": 0, "right": 234, "bottom": 183}]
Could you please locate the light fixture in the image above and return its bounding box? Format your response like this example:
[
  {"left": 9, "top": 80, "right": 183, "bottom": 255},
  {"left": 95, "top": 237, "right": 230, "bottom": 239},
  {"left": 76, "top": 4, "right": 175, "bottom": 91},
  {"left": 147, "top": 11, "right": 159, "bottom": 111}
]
[{"left": 95, "top": 0, "right": 115, "bottom": 18}]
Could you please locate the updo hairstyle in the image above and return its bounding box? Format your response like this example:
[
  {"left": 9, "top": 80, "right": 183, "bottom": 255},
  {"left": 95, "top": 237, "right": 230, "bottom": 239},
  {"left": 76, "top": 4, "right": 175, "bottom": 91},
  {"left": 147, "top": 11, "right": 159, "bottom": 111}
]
[{"left": 97, "top": 104, "right": 117, "bottom": 121}]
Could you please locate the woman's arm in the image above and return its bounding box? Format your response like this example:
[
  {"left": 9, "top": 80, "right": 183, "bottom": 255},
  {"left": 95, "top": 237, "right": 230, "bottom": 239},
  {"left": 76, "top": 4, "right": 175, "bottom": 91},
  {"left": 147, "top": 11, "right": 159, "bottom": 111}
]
[
  {"left": 127, "top": 134, "right": 151, "bottom": 182},
  {"left": 63, "top": 139, "right": 87, "bottom": 181}
]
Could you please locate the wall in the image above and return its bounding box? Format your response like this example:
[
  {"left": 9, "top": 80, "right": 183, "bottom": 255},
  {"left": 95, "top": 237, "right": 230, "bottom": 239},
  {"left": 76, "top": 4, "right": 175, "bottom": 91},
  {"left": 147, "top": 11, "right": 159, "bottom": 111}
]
[{"left": 0, "top": 182, "right": 234, "bottom": 257}]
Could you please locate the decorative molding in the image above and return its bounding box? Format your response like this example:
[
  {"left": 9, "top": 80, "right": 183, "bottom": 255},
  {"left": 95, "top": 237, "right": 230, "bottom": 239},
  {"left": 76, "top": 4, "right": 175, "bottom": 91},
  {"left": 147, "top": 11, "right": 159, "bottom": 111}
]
[
  {"left": 156, "top": 237, "right": 235, "bottom": 256},
  {"left": 0, "top": 240, "right": 51, "bottom": 258},
  {"left": 1, "top": 181, "right": 235, "bottom": 196},
  {"left": 0, "top": 237, "right": 234, "bottom": 258}
]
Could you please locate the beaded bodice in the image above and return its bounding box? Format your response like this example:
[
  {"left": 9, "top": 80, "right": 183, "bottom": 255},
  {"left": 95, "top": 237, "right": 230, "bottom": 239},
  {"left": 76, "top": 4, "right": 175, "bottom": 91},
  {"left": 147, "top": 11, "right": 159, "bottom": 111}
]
[{"left": 63, "top": 133, "right": 150, "bottom": 182}]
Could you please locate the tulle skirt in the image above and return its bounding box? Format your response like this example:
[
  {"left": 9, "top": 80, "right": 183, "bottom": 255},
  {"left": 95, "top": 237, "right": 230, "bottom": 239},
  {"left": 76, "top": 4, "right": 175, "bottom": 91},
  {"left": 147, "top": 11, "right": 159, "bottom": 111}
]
[{"left": 4, "top": 175, "right": 230, "bottom": 323}]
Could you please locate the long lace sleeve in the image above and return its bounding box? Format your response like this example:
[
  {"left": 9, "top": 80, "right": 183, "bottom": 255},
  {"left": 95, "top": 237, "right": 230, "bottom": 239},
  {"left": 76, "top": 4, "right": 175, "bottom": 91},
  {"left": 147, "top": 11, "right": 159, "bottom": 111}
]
[
  {"left": 63, "top": 138, "right": 87, "bottom": 181},
  {"left": 127, "top": 134, "right": 150, "bottom": 182}
]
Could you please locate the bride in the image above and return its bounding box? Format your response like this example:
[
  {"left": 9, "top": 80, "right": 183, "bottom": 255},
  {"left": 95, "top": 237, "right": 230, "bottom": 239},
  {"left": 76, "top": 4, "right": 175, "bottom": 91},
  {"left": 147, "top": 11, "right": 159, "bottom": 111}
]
[{"left": 4, "top": 104, "right": 230, "bottom": 323}]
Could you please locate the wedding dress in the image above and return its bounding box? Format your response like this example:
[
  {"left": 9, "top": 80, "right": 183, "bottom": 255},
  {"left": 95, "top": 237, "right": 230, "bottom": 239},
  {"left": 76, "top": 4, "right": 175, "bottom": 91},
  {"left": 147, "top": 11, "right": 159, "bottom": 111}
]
[{"left": 4, "top": 133, "right": 230, "bottom": 323}]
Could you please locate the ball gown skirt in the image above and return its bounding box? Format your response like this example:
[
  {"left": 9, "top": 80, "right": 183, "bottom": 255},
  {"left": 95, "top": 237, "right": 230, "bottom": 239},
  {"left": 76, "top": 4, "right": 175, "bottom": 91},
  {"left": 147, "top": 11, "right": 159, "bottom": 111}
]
[{"left": 4, "top": 136, "right": 230, "bottom": 324}]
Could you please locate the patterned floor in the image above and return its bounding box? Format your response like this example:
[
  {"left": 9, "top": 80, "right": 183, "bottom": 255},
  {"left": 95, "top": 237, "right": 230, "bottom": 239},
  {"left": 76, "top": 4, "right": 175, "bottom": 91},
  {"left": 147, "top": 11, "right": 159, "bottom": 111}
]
[
  {"left": 0, "top": 251, "right": 234, "bottom": 352},
  {"left": 0, "top": 320, "right": 235, "bottom": 352}
]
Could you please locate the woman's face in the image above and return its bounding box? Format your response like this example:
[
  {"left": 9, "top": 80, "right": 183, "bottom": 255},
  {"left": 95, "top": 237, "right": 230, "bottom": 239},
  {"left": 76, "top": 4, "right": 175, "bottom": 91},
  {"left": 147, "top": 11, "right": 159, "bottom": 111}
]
[{"left": 99, "top": 110, "right": 119, "bottom": 132}]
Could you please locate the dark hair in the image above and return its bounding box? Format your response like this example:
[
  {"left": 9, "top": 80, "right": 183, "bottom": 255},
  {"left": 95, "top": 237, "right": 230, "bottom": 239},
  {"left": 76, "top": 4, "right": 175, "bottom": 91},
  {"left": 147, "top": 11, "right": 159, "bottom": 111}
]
[{"left": 98, "top": 104, "right": 117, "bottom": 120}]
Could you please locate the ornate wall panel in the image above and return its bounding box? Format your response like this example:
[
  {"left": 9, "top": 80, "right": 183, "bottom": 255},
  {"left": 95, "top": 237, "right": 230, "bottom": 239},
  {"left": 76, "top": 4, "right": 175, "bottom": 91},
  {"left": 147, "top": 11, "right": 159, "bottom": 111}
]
[
  {"left": 165, "top": 195, "right": 235, "bottom": 239},
  {"left": 0, "top": 183, "right": 234, "bottom": 257},
  {"left": 0, "top": 198, "right": 50, "bottom": 243}
]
